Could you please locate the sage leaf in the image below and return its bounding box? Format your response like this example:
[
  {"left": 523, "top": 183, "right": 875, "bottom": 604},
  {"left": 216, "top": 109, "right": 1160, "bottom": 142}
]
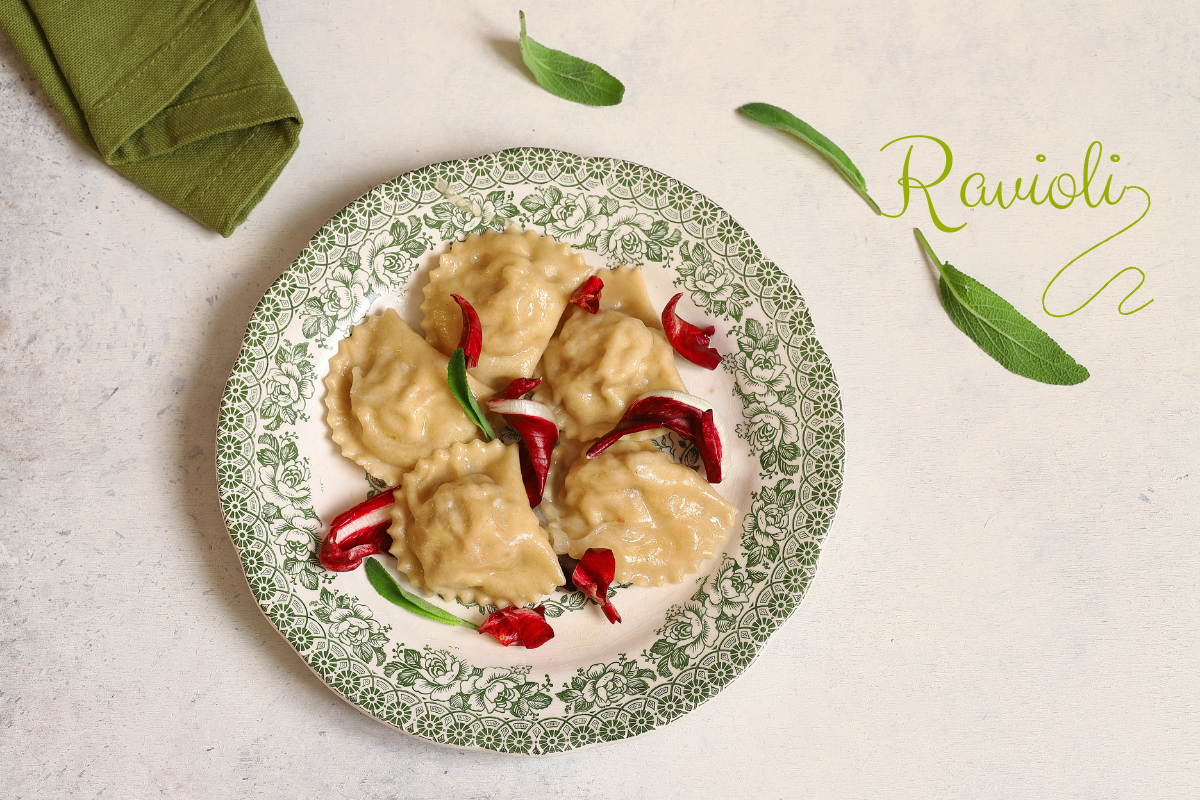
[
  {"left": 519, "top": 11, "right": 624, "bottom": 106},
  {"left": 737, "top": 102, "right": 880, "bottom": 214},
  {"left": 448, "top": 348, "right": 495, "bottom": 441},
  {"left": 365, "top": 557, "right": 479, "bottom": 630},
  {"left": 915, "top": 229, "right": 1089, "bottom": 385}
]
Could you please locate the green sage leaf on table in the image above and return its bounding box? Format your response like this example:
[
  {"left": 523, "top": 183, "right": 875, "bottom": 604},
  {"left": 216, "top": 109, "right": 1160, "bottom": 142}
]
[
  {"left": 519, "top": 11, "right": 625, "bottom": 106},
  {"left": 915, "top": 229, "right": 1090, "bottom": 385},
  {"left": 448, "top": 348, "right": 496, "bottom": 440},
  {"left": 365, "top": 557, "right": 479, "bottom": 630},
  {"left": 737, "top": 102, "right": 881, "bottom": 214}
]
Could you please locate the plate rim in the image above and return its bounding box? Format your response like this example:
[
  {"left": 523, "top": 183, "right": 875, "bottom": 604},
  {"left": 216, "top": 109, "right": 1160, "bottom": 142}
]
[{"left": 215, "top": 146, "right": 845, "bottom": 754}]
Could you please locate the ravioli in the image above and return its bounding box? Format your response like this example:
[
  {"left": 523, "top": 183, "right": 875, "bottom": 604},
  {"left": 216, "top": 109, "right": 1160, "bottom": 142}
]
[
  {"left": 583, "top": 262, "right": 662, "bottom": 329},
  {"left": 557, "top": 440, "right": 738, "bottom": 586},
  {"left": 326, "top": 249, "right": 743, "bottom": 604},
  {"left": 387, "top": 440, "right": 564, "bottom": 607},
  {"left": 532, "top": 266, "right": 686, "bottom": 442},
  {"left": 421, "top": 228, "right": 593, "bottom": 390},
  {"left": 325, "top": 309, "right": 493, "bottom": 486}
]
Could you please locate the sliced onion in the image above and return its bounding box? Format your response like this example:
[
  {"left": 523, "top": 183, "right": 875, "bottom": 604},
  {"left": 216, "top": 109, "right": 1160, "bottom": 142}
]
[
  {"left": 485, "top": 398, "right": 557, "bottom": 422},
  {"left": 486, "top": 396, "right": 559, "bottom": 506},
  {"left": 318, "top": 491, "right": 397, "bottom": 571}
]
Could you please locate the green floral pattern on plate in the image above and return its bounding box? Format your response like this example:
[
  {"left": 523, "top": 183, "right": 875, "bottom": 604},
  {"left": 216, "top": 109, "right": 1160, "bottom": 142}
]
[{"left": 216, "top": 147, "right": 843, "bottom": 754}]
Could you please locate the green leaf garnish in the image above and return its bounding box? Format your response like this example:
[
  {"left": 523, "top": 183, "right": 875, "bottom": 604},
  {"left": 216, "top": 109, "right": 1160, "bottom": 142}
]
[
  {"left": 448, "top": 348, "right": 495, "bottom": 440},
  {"left": 915, "top": 229, "right": 1090, "bottom": 385},
  {"left": 737, "top": 102, "right": 880, "bottom": 215},
  {"left": 365, "top": 557, "right": 479, "bottom": 630},
  {"left": 519, "top": 11, "right": 624, "bottom": 106}
]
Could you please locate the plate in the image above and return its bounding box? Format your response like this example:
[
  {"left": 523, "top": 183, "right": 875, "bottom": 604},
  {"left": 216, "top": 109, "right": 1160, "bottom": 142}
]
[{"left": 216, "top": 147, "right": 844, "bottom": 753}]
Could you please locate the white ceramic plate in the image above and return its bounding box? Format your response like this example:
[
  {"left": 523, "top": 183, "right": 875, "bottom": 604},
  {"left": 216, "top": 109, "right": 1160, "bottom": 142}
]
[{"left": 216, "top": 147, "right": 843, "bottom": 753}]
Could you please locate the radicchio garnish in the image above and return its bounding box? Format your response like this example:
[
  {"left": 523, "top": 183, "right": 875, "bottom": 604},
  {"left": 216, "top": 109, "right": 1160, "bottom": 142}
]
[
  {"left": 662, "top": 292, "right": 722, "bottom": 369},
  {"left": 450, "top": 293, "right": 482, "bottom": 368},
  {"left": 569, "top": 275, "right": 604, "bottom": 314},
  {"left": 478, "top": 605, "right": 555, "bottom": 648},
  {"left": 318, "top": 491, "right": 396, "bottom": 571},
  {"left": 572, "top": 548, "right": 621, "bottom": 623},
  {"left": 586, "top": 390, "right": 727, "bottom": 483},
  {"left": 492, "top": 376, "right": 542, "bottom": 400},
  {"left": 486, "top": 391, "right": 558, "bottom": 507}
]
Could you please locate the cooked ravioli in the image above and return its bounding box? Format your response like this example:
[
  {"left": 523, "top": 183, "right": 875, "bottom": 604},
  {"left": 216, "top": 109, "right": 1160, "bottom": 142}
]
[
  {"left": 532, "top": 266, "right": 685, "bottom": 442},
  {"left": 387, "top": 440, "right": 564, "bottom": 607},
  {"left": 325, "top": 309, "right": 492, "bottom": 486},
  {"left": 421, "top": 228, "right": 593, "bottom": 390},
  {"left": 558, "top": 440, "right": 738, "bottom": 586},
  {"left": 586, "top": 263, "right": 662, "bottom": 330}
]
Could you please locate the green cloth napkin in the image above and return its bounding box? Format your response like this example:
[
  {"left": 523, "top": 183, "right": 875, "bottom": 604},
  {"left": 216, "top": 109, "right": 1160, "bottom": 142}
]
[{"left": 0, "top": 0, "right": 302, "bottom": 236}]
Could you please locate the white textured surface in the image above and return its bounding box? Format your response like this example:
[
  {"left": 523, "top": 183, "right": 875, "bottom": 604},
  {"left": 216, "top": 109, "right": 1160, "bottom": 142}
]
[{"left": 2, "top": 1, "right": 1198, "bottom": 796}]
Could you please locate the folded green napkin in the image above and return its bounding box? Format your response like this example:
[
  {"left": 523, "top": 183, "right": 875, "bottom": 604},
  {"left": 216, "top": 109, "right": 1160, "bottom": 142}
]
[{"left": 0, "top": 0, "right": 302, "bottom": 236}]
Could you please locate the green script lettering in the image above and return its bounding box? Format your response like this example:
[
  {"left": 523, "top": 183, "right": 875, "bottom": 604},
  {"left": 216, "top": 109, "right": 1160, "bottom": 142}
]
[
  {"left": 879, "top": 135, "right": 966, "bottom": 232},
  {"left": 1081, "top": 140, "right": 1127, "bottom": 208},
  {"left": 883, "top": 135, "right": 1153, "bottom": 317},
  {"left": 1043, "top": 142, "right": 1150, "bottom": 316}
]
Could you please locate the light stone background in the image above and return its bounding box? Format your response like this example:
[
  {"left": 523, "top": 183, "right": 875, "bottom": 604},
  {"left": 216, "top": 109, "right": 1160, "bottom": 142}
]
[{"left": 2, "top": 1, "right": 1198, "bottom": 797}]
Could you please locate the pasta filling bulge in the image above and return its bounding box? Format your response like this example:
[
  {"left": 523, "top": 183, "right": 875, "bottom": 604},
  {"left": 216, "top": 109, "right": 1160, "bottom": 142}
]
[
  {"left": 388, "top": 440, "right": 563, "bottom": 608},
  {"left": 533, "top": 266, "right": 686, "bottom": 442},
  {"left": 556, "top": 440, "right": 738, "bottom": 586},
  {"left": 325, "top": 309, "right": 492, "bottom": 486},
  {"left": 421, "top": 228, "right": 593, "bottom": 390}
]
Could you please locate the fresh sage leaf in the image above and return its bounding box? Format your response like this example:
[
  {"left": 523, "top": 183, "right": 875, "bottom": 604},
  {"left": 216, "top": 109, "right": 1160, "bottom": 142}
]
[
  {"left": 448, "top": 348, "right": 495, "bottom": 440},
  {"left": 519, "top": 11, "right": 624, "bottom": 106},
  {"left": 915, "top": 229, "right": 1089, "bottom": 385},
  {"left": 365, "top": 557, "right": 479, "bottom": 630},
  {"left": 737, "top": 102, "right": 881, "bottom": 214}
]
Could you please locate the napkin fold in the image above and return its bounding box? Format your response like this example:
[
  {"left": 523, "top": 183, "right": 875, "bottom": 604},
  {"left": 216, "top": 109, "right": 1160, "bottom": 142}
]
[{"left": 0, "top": 0, "right": 302, "bottom": 236}]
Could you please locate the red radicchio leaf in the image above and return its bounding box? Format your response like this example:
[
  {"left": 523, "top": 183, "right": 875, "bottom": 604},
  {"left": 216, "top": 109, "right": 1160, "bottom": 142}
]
[
  {"left": 662, "top": 293, "right": 722, "bottom": 369},
  {"left": 318, "top": 491, "right": 396, "bottom": 571},
  {"left": 700, "top": 408, "right": 723, "bottom": 479},
  {"left": 493, "top": 376, "right": 542, "bottom": 401},
  {"left": 450, "top": 293, "right": 482, "bottom": 368},
  {"left": 569, "top": 275, "right": 604, "bottom": 313},
  {"left": 479, "top": 605, "right": 555, "bottom": 648},
  {"left": 572, "top": 548, "right": 621, "bottom": 623},
  {"left": 486, "top": 397, "right": 558, "bottom": 506},
  {"left": 516, "top": 441, "right": 551, "bottom": 507},
  {"left": 586, "top": 393, "right": 725, "bottom": 483}
]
